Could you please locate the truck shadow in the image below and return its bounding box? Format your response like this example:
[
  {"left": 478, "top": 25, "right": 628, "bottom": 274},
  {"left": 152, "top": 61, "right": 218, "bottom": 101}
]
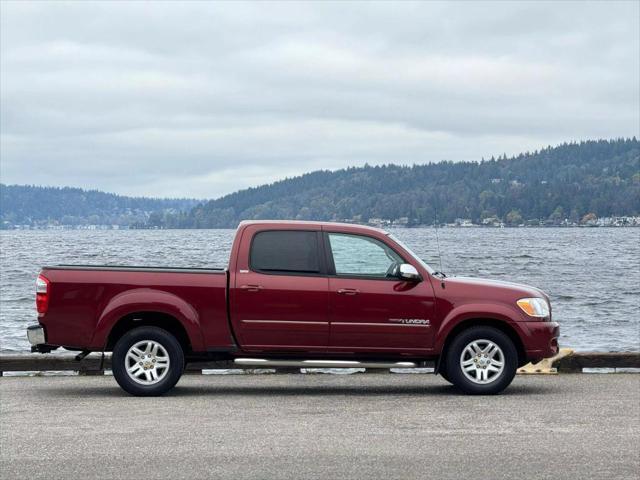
[
  {"left": 168, "top": 384, "right": 555, "bottom": 397},
  {"left": 43, "top": 382, "right": 557, "bottom": 398}
]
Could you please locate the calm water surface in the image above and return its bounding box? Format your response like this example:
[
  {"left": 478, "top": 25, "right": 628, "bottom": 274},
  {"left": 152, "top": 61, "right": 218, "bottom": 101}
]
[{"left": 1, "top": 228, "right": 638, "bottom": 353}]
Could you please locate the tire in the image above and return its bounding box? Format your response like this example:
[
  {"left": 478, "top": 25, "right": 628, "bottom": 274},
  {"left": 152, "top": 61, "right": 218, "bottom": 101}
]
[
  {"left": 439, "top": 368, "right": 452, "bottom": 384},
  {"left": 112, "top": 326, "right": 185, "bottom": 396},
  {"left": 444, "top": 326, "right": 517, "bottom": 395}
]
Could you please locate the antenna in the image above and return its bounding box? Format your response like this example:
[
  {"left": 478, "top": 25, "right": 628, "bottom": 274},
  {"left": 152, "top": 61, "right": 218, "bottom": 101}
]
[{"left": 433, "top": 202, "right": 444, "bottom": 275}]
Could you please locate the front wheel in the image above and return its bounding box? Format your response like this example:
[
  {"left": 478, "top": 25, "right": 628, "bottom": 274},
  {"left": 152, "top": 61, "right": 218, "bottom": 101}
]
[
  {"left": 112, "top": 326, "right": 185, "bottom": 396},
  {"left": 444, "top": 326, "right": 517, "bottom": 395},
  {"left": 438, "top": 367, "right": 452, "bottom": 384}
]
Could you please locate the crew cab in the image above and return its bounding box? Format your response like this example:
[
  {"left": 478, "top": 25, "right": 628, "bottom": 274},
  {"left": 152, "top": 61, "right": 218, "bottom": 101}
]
[{"left": 27, "top": 220, "right": 559, "bottom": 396}]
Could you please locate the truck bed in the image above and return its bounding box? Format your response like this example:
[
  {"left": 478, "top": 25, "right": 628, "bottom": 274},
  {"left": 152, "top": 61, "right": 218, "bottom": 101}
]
[{"left": 39, "top": 265, "right": 233, "bottom": 352}]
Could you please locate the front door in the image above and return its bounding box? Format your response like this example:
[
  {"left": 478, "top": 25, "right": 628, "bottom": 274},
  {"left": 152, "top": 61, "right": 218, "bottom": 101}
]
[
  {"left": 232, "top": 228, "right": 329, "bottom": 352},
  {"left": 326, "top": 232, "right": 435, "bottom": 354}
]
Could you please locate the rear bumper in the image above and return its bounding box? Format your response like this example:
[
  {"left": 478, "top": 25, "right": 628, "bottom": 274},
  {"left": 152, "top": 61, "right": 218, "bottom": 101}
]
[
  {"left": 27, "top": 324, "right": 45, "bottom": 345},
  {"left": 522, "top": 321, "right": 560, "bottom": 361},
  {"left": 26, "top": 324, "right": 57, "bottom": 353}
]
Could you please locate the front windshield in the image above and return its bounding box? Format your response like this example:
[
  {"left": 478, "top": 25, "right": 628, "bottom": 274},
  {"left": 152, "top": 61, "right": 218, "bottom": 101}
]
[{"left": 387, "top": 233, "right": 435, "bottom": 274}]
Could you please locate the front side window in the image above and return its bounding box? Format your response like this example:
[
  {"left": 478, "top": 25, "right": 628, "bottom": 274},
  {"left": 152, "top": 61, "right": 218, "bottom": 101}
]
[
  {"left": 328, "top": 233, "right": 403, "bottom": 277},
  {"left": 387, "top": 234, "right": 434, "bottom": 274},
  {"left": 251, "top": 230, "right": 320, "bottom": 273}
]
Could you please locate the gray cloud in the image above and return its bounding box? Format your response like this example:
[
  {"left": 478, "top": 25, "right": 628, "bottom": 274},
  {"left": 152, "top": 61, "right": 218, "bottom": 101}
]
[{"left": 1, "top": 0, "right": 638, "bottom": 198}]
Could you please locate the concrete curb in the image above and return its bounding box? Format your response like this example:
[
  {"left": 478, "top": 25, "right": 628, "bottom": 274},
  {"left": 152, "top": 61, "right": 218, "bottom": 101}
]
[{"left": 1, "top": 350, "right": 638, "bottom": 375}]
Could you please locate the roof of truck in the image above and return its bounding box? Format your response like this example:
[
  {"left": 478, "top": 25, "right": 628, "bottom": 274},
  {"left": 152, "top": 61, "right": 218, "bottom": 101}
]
[{"left": 237, "top": 220, "right": 389, "bottom": 235}]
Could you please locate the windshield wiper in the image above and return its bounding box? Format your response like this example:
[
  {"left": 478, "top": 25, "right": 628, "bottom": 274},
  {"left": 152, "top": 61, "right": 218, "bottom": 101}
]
[{"left": 432, "top": 271, "right": 447, "bottom": 279}]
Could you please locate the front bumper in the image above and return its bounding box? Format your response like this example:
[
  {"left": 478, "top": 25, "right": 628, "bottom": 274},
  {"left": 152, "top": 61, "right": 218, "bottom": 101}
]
[
  {"left": 523, "top": 321, "right": 560, "bottom": 361},
  {"left": 26, "top": 324, "right": 56, "bottom": 353}
]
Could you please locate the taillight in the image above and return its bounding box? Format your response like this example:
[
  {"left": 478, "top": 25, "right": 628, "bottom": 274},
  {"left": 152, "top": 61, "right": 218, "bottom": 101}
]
[{"left": 36, "top": 274, "right": 50, "bottom": 315}]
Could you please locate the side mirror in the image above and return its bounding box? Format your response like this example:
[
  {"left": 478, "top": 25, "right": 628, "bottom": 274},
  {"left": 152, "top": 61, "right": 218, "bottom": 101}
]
[{"left": 398, "top": 263, "right": 421, "bottom": 281}]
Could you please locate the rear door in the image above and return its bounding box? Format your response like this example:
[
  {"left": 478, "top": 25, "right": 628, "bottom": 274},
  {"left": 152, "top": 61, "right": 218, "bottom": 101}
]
[
  {"left": 325, "top": 231, "right": 435, "bottom": 354},
  {"left": 230, "top": 226, "right": 329, "bottom": 352}
]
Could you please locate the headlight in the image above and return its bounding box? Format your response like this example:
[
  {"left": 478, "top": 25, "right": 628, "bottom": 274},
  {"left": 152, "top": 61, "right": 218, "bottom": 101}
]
[{"left": 516, "top": 297, "right": 550, "bottom": 318}]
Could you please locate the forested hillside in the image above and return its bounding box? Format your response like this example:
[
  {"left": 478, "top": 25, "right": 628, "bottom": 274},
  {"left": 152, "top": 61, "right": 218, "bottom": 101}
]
[
  {"left": 2, "top": 139, "right": 638, "bottom": 229},
  {"left": 154, "top": 138, "right": 639, "bottom": 228},
  {"left": 0, "top": 185, "right": 199, "bottom": 228}
]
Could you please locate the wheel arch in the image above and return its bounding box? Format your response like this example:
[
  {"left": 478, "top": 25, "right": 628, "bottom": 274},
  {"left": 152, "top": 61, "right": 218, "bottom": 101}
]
[
  {"left": 91, "top": 288, "right": 205, "bottom": 351},
  {"left": 105, "top": 311, "right": 192, "bottom": 353},
  {"left": 436, "top": 318, "right": 527, "bottom": 373}
]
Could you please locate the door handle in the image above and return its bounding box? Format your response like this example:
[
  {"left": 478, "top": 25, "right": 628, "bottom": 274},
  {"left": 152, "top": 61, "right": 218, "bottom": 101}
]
[
  {"left": 337, "top": 288, "right": 359, "bottom": 295},
  {"left": 240, "top": 284, "right": 263, "bottom": 292}
]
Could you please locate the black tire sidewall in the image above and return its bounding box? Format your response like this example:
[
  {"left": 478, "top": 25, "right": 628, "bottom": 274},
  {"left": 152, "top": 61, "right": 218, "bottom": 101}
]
[
  {"left": 439, "top": 368, "right": 452, "bottom": 384},
  {"left": 445, "top": 326, "right": 517, "bottom": 395},
  {"left": 112, "top": 326, "right": 185, "bottom": 396}
]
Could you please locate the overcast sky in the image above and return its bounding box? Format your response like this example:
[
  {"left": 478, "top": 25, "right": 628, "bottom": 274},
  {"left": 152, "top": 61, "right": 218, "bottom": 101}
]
[{"left": 1, "top": 1, "right": 638, "bottom": 199}]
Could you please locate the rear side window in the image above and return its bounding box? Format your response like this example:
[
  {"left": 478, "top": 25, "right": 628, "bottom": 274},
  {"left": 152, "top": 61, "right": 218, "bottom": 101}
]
[{"left": 250, "top": 230, "right": 320, "bottom": 274}]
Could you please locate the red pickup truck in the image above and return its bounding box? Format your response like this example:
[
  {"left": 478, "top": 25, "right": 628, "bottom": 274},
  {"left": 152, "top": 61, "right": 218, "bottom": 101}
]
[{"left": 27, "top": 220, "right": 559, "bottom": 396}]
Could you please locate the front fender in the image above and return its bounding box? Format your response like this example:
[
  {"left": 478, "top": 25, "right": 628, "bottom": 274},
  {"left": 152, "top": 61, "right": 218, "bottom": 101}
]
[
  {"left": 434, "top": 302, "right": 524, "bottom": 352},
  {"left": 90, "top": 288, "right": 205, "bottom": 350}
]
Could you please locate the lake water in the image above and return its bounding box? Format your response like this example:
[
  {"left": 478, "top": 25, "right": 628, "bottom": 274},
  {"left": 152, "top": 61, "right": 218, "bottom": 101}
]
[{"left": 1, "top": 228, "right": 639, "bottom": 353}]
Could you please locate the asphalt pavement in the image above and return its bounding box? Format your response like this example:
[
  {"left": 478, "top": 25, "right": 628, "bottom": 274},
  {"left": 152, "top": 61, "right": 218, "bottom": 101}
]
[{"left": 1, "top": 373, "right": 639, "bottom": 479}]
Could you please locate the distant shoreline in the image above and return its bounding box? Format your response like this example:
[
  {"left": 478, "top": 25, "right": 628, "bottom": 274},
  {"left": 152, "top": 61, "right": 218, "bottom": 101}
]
[{"left": 2, "top": 224, "right": 639, "bottom": 231}]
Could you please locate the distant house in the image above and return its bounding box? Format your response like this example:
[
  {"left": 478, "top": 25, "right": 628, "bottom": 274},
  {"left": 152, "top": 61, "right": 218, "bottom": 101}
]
[
  {"left": 368, "top": 218, "right": 391, "bottom": 227},
  {"left": 454, "top": 218, "right": 474, "bottom": 227},
  {"left": 482, "top": 216, "right": 502, "bottom": 227},
  {"left": 596, "top": 216, "right": 640, "bottom": 227}
]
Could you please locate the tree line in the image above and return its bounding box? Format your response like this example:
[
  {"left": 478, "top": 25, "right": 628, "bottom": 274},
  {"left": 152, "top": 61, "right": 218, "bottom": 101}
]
[
  {"left": 151, "top": 138, "right": 640, "bottom": 228},
  {"left": 0, "top": 185, "right": 198, "bottom": 228}
]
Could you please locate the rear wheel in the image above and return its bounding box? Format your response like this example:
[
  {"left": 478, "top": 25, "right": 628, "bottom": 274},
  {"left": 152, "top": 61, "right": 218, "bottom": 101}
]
[
  {"left": 444, "top": 326, "right": 517, "bottom": 395},
  {"left": 112, "top": 326, "right": 184, "bottom": 396}
]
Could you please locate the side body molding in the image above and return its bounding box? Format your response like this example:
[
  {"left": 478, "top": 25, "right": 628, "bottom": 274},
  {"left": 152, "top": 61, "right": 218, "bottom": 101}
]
[{"left": 90, "top": 288, "right": 205, "bottom": 350}]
